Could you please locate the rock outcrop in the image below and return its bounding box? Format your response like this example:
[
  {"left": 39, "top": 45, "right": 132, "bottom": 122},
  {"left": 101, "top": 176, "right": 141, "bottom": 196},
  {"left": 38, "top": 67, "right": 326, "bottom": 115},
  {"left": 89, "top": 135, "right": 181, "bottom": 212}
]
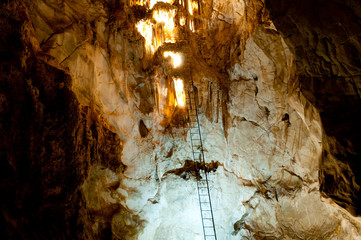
[
  {"left": 0, "top": 2, "right": 132, "bottom": 239},
  {"left": 266, "top": 0, "right": 361, "bottom": 216}
]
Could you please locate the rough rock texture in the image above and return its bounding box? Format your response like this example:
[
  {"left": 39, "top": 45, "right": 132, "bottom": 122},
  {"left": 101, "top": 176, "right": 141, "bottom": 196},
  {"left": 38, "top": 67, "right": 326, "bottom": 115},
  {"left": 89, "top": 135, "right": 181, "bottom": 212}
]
[
  {"left": 1, "top": 0, "right": 361, "bottom": 239},
  {"left": 266, "top": 0, "right": 361, "bottom": 216},
  {"left": 0, "top": 2, "right": 132, "bottom": 239}
]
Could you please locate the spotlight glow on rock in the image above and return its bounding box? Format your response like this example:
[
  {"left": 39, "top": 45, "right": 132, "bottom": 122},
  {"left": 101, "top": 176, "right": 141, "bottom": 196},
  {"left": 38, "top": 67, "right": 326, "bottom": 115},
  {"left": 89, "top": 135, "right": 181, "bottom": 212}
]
[
  {"left": 180, "top": 17, "right": 186, "bottom": 26},
  {"left": 136, "top": 19, "right": 154, "bottom": 53},
  {"left": 153, "top": 9, "right": 176, "bottom": 43},
  {"left": 149, "top": 0, "right": 174, "bottom": 8},
  {"left": 164, "top": 51, "right": 182, "bottom": 68},
  {"left": 174, "top": 78, "right": 186, "bottom": 107}
]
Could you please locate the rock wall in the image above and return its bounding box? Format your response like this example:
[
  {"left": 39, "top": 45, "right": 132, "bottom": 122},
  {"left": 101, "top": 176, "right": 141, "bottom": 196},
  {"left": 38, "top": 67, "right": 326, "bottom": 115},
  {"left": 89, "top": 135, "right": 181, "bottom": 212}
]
[
  {"left": 1, "top": 0, "right": 361, "bottom": 239},
  {"left": 0, "top": 2, "right": 134, "bottom": 239},
  {"left": 266, "top": 0, "right": 361, "bottom": 216}
]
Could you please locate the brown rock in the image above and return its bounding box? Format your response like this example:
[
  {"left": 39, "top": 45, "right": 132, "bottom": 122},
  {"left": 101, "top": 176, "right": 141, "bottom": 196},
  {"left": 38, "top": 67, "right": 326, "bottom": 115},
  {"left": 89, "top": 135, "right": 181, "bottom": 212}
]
[{"left": 266, "top": 0, "right": 361, "bottom": 215}]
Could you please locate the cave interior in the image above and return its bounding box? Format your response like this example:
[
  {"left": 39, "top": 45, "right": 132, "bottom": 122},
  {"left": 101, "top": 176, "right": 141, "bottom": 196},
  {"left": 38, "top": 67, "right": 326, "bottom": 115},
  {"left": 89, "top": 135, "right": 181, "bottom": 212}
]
[{"left": 1, "top": 0, "right": 361, "bottom": 239}]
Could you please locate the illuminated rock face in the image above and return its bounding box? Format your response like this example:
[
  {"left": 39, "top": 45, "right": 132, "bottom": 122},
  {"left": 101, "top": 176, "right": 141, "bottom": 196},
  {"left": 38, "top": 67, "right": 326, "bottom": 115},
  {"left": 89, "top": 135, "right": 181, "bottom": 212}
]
[{"left": 1, "top": 0, "right": 361, "bottom": 239}]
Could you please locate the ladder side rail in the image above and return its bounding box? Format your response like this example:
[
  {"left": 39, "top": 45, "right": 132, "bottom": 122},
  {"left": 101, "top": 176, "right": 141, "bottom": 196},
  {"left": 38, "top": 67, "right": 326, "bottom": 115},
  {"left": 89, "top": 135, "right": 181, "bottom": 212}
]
[
  {"left": 193, "top": 91, "right": 217, "bottom": 239},
  {"left": 187, "top": 90, "right": 207, "bottom": 240}
]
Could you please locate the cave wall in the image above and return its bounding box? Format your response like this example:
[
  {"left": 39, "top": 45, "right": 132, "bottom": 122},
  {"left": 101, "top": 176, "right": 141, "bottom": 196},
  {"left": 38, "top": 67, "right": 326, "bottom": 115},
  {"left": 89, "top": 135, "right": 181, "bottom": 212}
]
[
  {"left": 266, "top": 0, "right": 361, "bottom": 215},
  {"left": 1, "top": 0, "right": 361, "bottom": 239},
  {"left": 0, "top": 2, "right": 133, "bottom": 239}
]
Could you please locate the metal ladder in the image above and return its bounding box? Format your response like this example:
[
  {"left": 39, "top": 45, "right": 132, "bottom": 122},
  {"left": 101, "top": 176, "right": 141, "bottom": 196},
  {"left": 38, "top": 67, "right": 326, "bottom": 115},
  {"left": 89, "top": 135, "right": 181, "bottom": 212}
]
[{"left": 186, "top": 89, "right": 217, "bottom": 240}]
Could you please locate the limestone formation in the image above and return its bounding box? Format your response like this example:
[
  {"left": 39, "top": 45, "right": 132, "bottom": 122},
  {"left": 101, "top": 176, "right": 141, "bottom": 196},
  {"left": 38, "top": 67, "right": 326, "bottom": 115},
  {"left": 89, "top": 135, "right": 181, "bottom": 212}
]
[{"left": 1, "top": 0, "right": 361, "bottom": 239}]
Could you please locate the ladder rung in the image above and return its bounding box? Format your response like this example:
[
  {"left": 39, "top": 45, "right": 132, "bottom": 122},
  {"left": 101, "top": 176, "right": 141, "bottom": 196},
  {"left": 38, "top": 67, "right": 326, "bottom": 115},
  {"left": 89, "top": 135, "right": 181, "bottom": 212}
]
[
  {"left": 202, "top": 211, "right": 212, "bottom": 215},
  {"left": 187, "top": 93, "right": 217, "bottom": 239},
  {"left": 201, "top": 205, "right": 211, "bottom": 208}
]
